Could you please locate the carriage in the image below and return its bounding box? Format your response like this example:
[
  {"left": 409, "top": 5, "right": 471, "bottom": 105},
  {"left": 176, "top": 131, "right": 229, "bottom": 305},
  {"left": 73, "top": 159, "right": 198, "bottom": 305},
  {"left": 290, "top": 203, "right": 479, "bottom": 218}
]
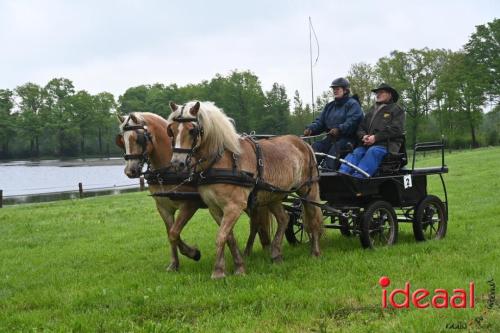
[
  {"left": 117, "top": 105, "right": 449, "bottom": 278},
  {"left": 284, "top": 138, "right": 449, "bottom": 249}
]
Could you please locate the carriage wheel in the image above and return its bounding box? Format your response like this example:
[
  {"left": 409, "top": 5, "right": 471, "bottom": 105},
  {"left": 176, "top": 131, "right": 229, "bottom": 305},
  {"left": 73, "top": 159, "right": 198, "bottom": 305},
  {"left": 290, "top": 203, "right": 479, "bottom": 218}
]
[
  {"left": 359, "top": 200, "right": 398, "bottom": 249},
  {"left": 285, "top": 200, "right": 307, "bottom": 245},
  {"left": 413, "top": 195, "right": 447, "bottom": 241},
  {"left": 337, "top": 216, "right": 352, "bottom": 237}
]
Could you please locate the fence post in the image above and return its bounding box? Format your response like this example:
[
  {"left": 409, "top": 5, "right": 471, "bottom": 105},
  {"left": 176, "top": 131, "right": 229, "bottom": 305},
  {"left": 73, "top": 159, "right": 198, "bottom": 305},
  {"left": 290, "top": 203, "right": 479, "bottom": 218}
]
[
  {"left": 139, "top": 176, "right": 145, "bottom": 191},
  {"left": 0, "top": 190, "right": 3, "bottom": 208},
  {"left": 78, "top": 182, "right": 83, "bottom": 198}
]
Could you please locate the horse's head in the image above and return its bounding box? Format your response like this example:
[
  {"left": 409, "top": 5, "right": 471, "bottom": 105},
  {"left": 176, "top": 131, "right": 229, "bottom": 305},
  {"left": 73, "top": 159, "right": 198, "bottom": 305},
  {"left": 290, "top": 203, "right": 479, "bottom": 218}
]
[
  {"left": 116, "top": 113, "right": 155, "bottom": 178},
  {"left": 167, "top": 101, "right": 203, "bottom": 171},
  {"left": 167, "top": 100, "right": 241, "bottom": 171}
]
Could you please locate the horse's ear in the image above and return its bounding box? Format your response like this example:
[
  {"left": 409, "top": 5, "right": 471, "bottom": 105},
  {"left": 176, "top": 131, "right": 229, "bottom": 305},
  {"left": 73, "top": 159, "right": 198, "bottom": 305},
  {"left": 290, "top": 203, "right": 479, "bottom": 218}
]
[
  {"left": 169, "top": 101, "right": 178, "bottom": 111},
  {"left": 117, "top": 114, "right": 125, "bottom": 123},
  {"left": 190, "top": 102, "right": 200, "bottom": 116},
  {"left": 130, "top": 113, "right": 141, "bottom": 124}
]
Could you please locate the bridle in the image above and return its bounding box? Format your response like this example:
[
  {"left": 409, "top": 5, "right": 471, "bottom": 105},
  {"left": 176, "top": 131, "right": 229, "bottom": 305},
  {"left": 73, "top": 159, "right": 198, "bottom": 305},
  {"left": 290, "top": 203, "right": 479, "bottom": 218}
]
[
  {"left": 118, "top": 115, "right": 152, "bottom": 168},
  {"left": 169, "top": 104, "right": 204, "bottom": 160}
]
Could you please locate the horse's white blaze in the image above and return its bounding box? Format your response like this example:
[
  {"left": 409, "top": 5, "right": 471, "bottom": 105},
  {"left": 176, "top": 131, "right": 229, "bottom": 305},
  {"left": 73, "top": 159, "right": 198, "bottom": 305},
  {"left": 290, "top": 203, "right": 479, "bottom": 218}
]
[
  {"left": 171, "top": 123, "right": 187, "bottom": 165},
  {"left": 123, "top": 131, "right": 132, "bottom": 155},
  {"left": 174, "top": 123, "right": 184, "bottom": 149}
]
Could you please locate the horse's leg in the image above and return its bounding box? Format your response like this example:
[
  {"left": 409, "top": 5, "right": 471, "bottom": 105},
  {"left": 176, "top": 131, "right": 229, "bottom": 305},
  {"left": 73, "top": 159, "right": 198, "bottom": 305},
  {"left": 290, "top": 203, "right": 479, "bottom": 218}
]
[
  {"left": 256, "top": 208, "right": 272, "bottom": 251},
  {"left": 154, "top": 202, "right": 181, "bottom": 271},
  {"left": 243, "top": 214, "right": 258, "bottom": 257},
  {"left": 244, "top": 208, "right": 272, "bottom": 256},
  {"left": 298, "top": 184, "right": 324, "bottom": 257},
  {"left": 268, "top": 202, "right": 290, "bottom": 263},
  {"left": 226, "top": 230, "right": 246, "bottom": 276},
  {"left": 211, "top": 204, "right": 245, "bottom": 279},
  {"left": 208, "top": 205, "right": 245, "bottom": 277},
  {"left": 169, "top": 202, "right": 201, "bottom": 262},
  {"left": 155, "top": 200, "right": 199, "bottom": 271}
]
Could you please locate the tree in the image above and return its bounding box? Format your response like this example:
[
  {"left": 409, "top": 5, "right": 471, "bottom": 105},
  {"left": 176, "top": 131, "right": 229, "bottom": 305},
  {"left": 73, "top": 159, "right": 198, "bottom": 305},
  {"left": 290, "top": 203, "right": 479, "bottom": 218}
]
[
  {"left": 44, "top": 78, "right": 76, "bottom": 156},
  {"left": 464, "top": 18, "right": 500, "bottom": 100},
  {"left": 347, "top": 62, "right": 378, "bottom": 111},
  {"left": 376, "top": 48, "right": 450, "bottom": 145},
  {"left": 436, "top": 52, "right": 488, "bottom": 147},
  {"left": 94, "top": 92, "right": 116, "bottom": 155},
  {"left": 118, "top": 85, "right": 149, "bottom": 114},
  {"left": 207, "top": 70, "right": 266, "bottom": 132},
  {"left": 15, "top": 83, "right": 46, "bottom": 157},
  {"left": 145, "top": 83, "right": 173, "bottom": 118},
  {"left": 260, "top": 83, "right": 289, "bottom": 134},
  {"left": 288, "top": 90, "right": 313, "bottom": 135},
  {"left": 0, "top": 89, "right": 15, "bottom": 158},
  {"left": 481, "top": 105, "right": 500, "bottom": 146},
  {"left": 68, "top": 90, "right": 97, "bottom": 155}
]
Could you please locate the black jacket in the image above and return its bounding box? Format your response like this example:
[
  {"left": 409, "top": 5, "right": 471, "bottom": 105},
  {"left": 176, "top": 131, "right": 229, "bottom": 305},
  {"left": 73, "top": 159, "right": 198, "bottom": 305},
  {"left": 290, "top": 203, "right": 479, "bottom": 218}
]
[{"left": 357, "top": 102, "right": 405, "bottom": 154}]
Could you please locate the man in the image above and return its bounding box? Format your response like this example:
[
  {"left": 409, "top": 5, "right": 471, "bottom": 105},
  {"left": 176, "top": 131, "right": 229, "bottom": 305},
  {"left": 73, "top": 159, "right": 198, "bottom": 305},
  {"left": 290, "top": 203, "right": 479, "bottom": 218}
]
[
  {"left": 338, "top": 83, "right": 405, "bottom": 178},
  {"left": 303, "top": 77, "right": 363, "bottom": 170}
]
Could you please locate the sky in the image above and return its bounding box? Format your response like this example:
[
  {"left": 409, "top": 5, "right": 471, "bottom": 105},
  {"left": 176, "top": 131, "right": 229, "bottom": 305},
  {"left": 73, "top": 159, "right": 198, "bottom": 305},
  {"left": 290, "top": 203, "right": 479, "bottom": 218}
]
[{"left": 0, "top": 0, "right": 498, "bottom": 106}]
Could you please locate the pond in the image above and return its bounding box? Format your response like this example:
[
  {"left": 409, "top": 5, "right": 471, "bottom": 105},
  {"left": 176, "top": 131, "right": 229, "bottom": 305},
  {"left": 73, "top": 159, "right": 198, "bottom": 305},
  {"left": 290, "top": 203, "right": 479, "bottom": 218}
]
[{"left": 0, "top": 158, "right": 140, "bottom": 205}]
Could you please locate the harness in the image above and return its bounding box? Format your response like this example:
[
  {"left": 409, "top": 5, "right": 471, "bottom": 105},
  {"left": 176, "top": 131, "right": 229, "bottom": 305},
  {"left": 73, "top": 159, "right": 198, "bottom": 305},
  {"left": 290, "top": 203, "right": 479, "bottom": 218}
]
[
  {"left": 119, "top": 115, "right": 198, "bottom": 196},
  {"left": 167, "top": 107, "right": 319, "bottom": 210}
]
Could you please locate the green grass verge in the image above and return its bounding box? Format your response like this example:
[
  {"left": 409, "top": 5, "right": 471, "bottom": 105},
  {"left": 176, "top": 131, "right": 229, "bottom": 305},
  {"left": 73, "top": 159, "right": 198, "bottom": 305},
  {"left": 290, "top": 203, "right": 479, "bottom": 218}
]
[{"left": 1, "top": 147, "right": 499, "bottom": 332}]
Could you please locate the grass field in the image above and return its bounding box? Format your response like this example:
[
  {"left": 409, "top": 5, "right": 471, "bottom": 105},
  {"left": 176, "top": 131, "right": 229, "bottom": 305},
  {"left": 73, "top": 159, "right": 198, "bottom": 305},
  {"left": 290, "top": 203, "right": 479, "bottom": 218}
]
[{"left": 1, "top": 148, "right": 499, "bottom": 332}]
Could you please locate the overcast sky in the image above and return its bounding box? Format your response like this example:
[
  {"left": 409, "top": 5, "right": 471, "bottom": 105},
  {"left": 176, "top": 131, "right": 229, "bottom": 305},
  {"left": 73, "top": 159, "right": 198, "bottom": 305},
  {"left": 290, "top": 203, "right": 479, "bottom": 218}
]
[{"left": 1, "top": 0, "right": 498, "bottom": 105}]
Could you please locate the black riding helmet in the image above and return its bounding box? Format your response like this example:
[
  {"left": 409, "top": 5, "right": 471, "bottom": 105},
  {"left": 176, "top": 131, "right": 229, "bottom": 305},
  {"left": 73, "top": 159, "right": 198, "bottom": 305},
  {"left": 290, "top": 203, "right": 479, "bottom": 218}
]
[{"left": 330, "top": 77, "right": 350, "bottom": 89}]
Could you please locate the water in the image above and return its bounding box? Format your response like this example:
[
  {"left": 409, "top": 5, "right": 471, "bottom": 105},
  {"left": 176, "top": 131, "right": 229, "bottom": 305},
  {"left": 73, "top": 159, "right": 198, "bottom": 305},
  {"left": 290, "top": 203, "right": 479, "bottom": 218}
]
[{"left": 0, "top": 158, "right": 139, "bottom": 202}]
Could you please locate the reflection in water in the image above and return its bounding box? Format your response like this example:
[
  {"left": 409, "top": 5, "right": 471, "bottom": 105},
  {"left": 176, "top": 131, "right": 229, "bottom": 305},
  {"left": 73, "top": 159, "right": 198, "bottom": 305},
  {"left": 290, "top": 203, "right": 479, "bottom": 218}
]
[{"left": 0, "top": 158, "right": 141, "bottom": 204}]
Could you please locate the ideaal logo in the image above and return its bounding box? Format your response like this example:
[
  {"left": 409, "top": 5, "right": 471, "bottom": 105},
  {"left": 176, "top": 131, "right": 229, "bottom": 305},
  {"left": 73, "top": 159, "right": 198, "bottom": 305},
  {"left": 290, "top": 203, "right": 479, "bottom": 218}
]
[{"left": 379, "top": 276, "right": 475, "bottom": 309}]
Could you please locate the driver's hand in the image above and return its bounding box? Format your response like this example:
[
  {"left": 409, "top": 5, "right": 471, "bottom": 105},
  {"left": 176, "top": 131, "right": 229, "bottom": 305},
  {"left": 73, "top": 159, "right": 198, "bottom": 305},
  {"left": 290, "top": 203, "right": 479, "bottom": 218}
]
[
  {"left": 303, "top": 128, "right": 312, "bottom": 136},
  {"left": 328, "top": 128, "right": 340, "bottom": 138}
]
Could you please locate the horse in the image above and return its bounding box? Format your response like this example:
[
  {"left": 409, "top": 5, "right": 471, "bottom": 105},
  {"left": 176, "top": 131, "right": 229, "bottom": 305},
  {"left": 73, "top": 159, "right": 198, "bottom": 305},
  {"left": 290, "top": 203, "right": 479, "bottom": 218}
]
[
  {"left": 116, "top": 112, "right": 271, "bottom": 271},
  {"left": 116, "top": 112, "right": 203, "bottom": 271},
  {"left": 167, "top": 101, "right": 323, "bottom": 279}
]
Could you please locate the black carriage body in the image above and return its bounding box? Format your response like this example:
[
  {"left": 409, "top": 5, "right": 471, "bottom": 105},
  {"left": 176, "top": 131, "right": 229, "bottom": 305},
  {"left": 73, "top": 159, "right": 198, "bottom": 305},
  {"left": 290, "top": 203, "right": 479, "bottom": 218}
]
[
  {"left": 285, "top": 139, "right": 449, "bottom": 248},
  {"left": 319, "top": 172, "right": 427, "bottom": 208}
]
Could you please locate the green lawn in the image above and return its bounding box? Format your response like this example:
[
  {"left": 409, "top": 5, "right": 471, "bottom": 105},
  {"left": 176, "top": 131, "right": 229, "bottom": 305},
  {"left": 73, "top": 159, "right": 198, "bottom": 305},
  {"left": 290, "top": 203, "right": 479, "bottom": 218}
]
[{"left": 1, "top": 148, "right": 499, "bottom": 332}]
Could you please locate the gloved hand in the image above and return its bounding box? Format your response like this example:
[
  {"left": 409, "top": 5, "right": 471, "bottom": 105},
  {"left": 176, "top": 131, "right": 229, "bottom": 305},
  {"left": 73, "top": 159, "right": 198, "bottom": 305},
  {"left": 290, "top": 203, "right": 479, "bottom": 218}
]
[
  {"left": 328, "top": 128, "right": 340, "bottom": 138},
  {"left": 303, "top": 128, "right": 312, "bottom": 136}
]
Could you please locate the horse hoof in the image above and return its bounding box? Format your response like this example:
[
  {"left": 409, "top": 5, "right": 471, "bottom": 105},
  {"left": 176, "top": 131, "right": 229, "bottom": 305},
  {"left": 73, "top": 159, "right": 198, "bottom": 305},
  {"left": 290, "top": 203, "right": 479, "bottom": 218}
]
[
  {"left": 235, "top": 266, "right": 246, "bottom": 276},
  {"left": 271, "top": 255, "right": 284, "bottom": 264},
  {"left": 193, "top": 249, "right": 201, "bottom": 261},
  {"left": 166, "top": 263, "right": 179, "bottom": 272},
  {"left": 211, "top": 271, "right": 226, "bottom": 280}
]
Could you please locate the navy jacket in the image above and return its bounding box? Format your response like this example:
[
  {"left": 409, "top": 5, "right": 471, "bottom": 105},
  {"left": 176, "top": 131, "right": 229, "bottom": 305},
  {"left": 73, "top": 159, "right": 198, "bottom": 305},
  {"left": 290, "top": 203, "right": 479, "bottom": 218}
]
[{"left": 307, "top": 96, "right": 363, "bottom": 140}]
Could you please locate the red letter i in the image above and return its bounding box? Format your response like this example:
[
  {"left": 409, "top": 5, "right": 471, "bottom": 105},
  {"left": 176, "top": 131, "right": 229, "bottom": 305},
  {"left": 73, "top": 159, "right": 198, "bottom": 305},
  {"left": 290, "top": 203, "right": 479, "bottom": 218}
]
[
  {"left": 379, "top": 276, "right": 391, "bottom": 308},
  {"left": 469, "top": 281, "right": 475, "bottom": 308}
]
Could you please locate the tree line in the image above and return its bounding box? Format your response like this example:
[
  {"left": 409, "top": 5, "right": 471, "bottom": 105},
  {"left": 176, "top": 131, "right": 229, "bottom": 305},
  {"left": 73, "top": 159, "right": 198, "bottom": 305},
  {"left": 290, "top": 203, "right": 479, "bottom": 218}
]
[{"left": 0, "top": 19, "right": 498, "bottom": 159}]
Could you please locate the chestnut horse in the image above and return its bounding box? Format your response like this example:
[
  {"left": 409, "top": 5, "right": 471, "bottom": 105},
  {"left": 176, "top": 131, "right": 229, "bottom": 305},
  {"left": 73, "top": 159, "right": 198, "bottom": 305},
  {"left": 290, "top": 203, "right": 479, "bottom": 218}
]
[
  {"left": 167, "top": 101, "right": 323, "bottom": 279},
  {"left": 116, "top": 112, "right": 271, "bottom": 271}
]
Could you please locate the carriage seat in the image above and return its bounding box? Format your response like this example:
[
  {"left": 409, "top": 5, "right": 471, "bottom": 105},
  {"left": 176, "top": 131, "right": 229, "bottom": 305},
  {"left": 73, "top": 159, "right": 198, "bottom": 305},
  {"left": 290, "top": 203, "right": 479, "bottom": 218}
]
[{"left": 376, "top": 135, "right": 407, "bottom": 176}]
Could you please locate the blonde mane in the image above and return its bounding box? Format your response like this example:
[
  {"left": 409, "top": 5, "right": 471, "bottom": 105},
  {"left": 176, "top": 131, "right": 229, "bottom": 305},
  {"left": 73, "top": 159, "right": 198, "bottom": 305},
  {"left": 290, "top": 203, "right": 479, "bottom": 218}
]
[
  {"left": 168, "top": 101, "right": 241, "bottom": 155},
  {"left": 119, "top": 112, "right": 168, "bottom": 130}
]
